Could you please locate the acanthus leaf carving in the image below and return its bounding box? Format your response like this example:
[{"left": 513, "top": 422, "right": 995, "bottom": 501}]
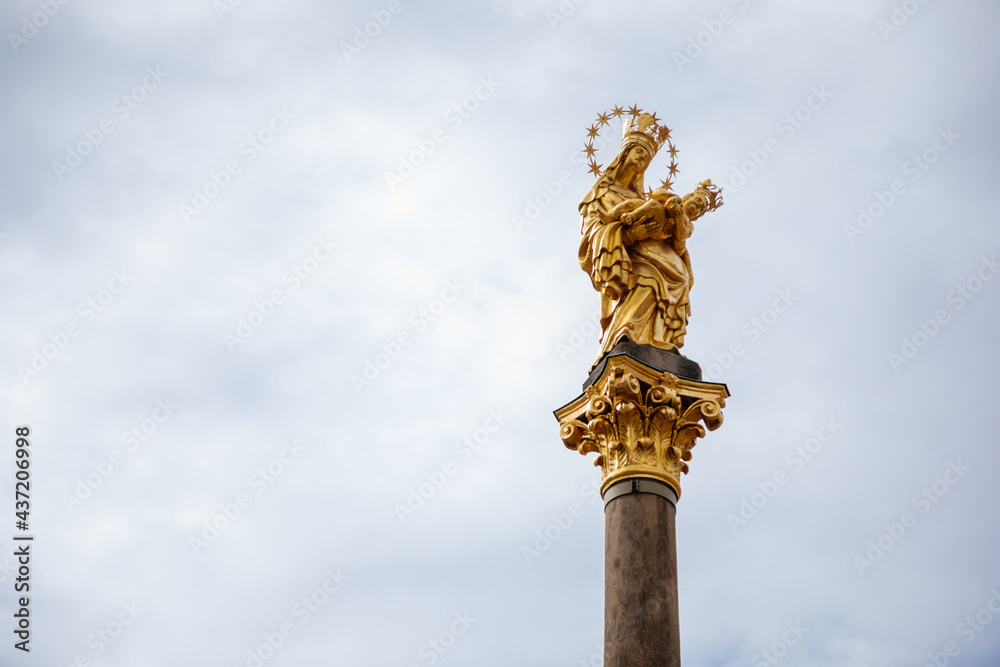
[{"left": 555, "top": 357, "right": 728, "bottom": 498}]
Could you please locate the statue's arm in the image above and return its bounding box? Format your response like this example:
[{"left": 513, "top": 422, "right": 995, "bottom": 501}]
[
  {"left": 602, "top": 198, "right": 644, "bottom": 224},
  {"left": 622, "top": 200, "right": 667, "bottom": 245},
  {"left": 623, "top": 198, "right": 667, "bottom": 226}
]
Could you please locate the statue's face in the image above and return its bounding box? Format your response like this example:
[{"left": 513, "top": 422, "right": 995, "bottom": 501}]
[
  {"left": 625, "top": 144, "right": 651, "bottom": 172},
  {"left": 684, "top": 198, "right": 706, "bottom": 218}
]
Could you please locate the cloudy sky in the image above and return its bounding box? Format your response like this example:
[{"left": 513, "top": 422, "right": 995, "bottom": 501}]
[{"left": 2, "top": 0, "right": 999, "bottom": 665}]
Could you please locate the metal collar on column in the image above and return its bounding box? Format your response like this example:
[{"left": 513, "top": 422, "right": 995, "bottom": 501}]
[{"left": 603, "top": 477, "right": 678, "bottom": 509}]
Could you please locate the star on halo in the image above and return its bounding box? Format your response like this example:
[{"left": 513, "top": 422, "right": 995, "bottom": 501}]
[{"left": 580, "top": 106, "right": 682, "bottom": 187}]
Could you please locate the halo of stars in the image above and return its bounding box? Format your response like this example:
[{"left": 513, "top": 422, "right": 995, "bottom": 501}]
[{"left": 582, "top": 105, "right": 681, "bottom": 195}]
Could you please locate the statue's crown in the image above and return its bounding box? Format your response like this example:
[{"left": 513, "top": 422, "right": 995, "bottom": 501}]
[
  {"left": 582, "top": 105, "right": 679, "bottom": 188},
  {"left": 621, "top": 112, "right": 670, "bottom": 152}
]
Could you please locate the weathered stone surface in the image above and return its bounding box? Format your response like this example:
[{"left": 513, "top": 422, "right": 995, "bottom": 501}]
[{"left": 605, "top": 492, "right": 680, "bottom": 667}]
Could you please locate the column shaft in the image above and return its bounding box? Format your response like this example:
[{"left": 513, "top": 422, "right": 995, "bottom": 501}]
[{"left": 604, "top": 492, "right": 680, "bottom": 667}]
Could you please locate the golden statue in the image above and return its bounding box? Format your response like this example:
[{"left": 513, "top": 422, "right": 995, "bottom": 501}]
[{"left": 578, "top": 108, "right": 722, "bottom": 365}]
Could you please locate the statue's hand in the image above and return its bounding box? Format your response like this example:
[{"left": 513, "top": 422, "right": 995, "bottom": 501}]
[
  {"left": 624, "top": 218, "right": 660, "bottom": 244},
  {"left": 621, "top": 212, "right": 634, "bottom": 224}
]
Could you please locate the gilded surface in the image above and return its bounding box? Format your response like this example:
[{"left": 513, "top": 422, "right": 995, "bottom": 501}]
[
  {"left": 555, "top": 355, "right": 727, "bottom": 498},
  {"left": 578, "top": 108, "right": 722, "bottom": 363}
]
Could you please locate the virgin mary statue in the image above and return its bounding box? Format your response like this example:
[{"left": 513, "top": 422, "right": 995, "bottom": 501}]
[{"left": 578, "top": 114, "right": 718, "bottom": 366}]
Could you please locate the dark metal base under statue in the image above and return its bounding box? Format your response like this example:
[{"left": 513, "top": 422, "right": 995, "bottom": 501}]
[{"left": 584, "top": 338, "right": 702, "bottom": 389}]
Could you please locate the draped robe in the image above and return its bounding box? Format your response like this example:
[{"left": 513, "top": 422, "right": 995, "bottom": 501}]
[{"left": 579, "top": 181, "right": 694, "bottom": 360}]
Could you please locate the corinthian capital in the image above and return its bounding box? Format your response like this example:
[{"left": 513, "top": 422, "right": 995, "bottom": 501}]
[{"left": 555, "top": 353, "right": 728, "bottom": 499}]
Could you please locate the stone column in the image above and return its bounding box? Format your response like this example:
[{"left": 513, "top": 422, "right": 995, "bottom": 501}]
[
  {"left": 604, "top": 480, "right": 680, "bottom": 667},
  {"left": 555, "top": 342, "right": 728, "bottom": 667}
]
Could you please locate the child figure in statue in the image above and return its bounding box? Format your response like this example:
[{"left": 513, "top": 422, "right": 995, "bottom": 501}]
[{"left": 596, "top": 186, "right": 714, "bottom": 284}]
